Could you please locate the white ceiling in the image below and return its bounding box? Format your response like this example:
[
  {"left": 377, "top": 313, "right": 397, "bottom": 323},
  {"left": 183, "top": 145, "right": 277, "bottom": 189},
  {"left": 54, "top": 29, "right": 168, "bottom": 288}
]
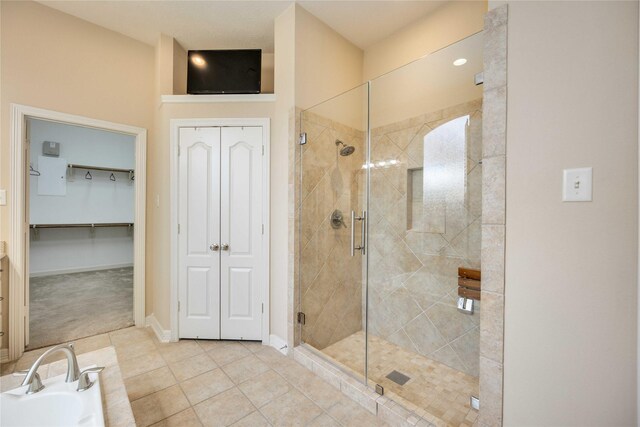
[{"left": 35, "top": 1, "right": 448, "bottom": 52}]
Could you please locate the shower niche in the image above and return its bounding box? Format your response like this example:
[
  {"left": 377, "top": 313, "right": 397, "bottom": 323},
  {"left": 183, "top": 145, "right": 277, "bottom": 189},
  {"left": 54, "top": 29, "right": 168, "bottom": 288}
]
[{"left": 298, "top": 32, "right": 484, "bottom": 426}]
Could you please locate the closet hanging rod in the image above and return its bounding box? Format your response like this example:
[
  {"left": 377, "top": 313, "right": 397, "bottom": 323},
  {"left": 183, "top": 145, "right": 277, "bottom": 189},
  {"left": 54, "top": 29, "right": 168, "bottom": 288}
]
[
  {"left": 67, "top": 164, "right": 134, "bottom": 174},
  {"left": 30, "top": 223, "right": 134, "bottom": 229}
]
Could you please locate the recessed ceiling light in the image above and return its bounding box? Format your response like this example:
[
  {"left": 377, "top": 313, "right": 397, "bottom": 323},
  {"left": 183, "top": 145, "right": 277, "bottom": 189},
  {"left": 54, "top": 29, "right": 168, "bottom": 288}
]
[
  {"left": 191, "top": 55, "right": 206, "bottom": 67},
  {"left": 453, "top": 58, "right": 467, "bottom": 66}
]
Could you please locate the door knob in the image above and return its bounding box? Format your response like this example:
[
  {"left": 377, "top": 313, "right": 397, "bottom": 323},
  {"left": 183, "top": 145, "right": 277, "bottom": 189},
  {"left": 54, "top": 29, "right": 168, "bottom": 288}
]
[
  {"left": 210, "top": 244, "right": 219, "bottom": 251},
  {"left": 221, "top": 244, "right": 229, "bottom": 251}
]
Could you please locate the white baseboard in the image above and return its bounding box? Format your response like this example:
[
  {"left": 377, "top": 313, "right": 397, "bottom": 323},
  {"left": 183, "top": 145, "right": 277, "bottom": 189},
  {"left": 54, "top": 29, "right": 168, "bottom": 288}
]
[
  {"left": 146, "top": 314, "right": 171, "bottom": 343},
  {"left": 30, "top": 263, "right": 134, "bottom": 278},
  {"left": 269, "top": 334, "right": 289, "bottom": 355},
  {"left": 0, "top": 348, "right": 9, "bottom": 363}
]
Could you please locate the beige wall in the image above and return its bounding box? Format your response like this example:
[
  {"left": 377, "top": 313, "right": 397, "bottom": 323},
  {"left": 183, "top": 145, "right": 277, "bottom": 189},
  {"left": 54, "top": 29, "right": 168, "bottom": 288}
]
[
  {"left": 262, "top": 53, "right": 275, "bottom": 94},
  {"left": 363, "top": 1, "right": 486, "bottom": 81},
  {"left": 295, "top": 4, "right": 363, "bottom": 110},
  {"left": 272, "top": 4, "right": 296, "bottom": 343},
  {"left": 172, "top": 39, "right": 187, "bottom": 95},
  {"left": 0, "top": 1, "right": 155, "bottom": 349},
  {"left": 501, "top": 2, "right": 639, "bottom": 425}
]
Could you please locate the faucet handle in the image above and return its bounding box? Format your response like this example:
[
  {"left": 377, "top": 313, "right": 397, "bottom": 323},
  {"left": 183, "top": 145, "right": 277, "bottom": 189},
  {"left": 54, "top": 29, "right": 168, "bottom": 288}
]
[
  {"left": 14, "top": 370, "right": 44, "bottom": 394},
  {"left": 77, "top": 366, "right": 104, "bottom": 392}
]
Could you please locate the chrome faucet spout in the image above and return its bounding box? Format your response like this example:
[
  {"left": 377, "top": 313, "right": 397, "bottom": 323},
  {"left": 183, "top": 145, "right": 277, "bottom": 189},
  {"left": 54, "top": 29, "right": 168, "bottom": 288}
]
[{"left": 20, "top": 343, "right": 80, "bottom": 393}]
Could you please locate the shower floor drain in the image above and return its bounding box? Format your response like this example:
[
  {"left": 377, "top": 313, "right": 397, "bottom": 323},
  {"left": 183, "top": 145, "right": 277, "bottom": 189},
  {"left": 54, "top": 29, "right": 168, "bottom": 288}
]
[{"left": 386, "top": 370, "right": 411, "bottom": 386}]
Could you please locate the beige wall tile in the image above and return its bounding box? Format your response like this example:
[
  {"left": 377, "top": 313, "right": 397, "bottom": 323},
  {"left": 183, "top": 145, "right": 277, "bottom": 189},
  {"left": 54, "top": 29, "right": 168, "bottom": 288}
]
[
  {"left": 481, "top": 225, "right": 505, "bottom": 294},
  {"left": 482, "top": 155, "right": 506, "bottom": 225},
  {"left": 479, "top": 356, "right": 503, "bottom": 426},
  {"left": 483, "top": 24, "right": 507, "bottom": 91},
  {"left": 482, "top": 86, "right": 507, "bottom": 158},
  {"left": 485, "top": 4, "right": 507, "bottom": 28},
  {"left": 479, "top": 292, "right": 504, "bottom": 364}
]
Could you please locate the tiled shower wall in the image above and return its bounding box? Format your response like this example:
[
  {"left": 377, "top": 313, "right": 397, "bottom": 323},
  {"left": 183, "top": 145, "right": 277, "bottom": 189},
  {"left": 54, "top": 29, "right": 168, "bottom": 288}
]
[
  {"left": 298, "top": 111, "right": 366, "bottom": 350},
  {"left": 366, "top": 99, "right": 483, "bottom": 377}
]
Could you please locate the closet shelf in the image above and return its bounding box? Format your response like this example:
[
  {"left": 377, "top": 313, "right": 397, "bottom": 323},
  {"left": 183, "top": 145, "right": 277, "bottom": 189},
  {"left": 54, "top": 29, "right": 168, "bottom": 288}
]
[
  {"left": 67, "top": 164, "right": 134, "bottom": 174},
  {"left": 30, "top": 223, "right": 134, "bottom": 229}
]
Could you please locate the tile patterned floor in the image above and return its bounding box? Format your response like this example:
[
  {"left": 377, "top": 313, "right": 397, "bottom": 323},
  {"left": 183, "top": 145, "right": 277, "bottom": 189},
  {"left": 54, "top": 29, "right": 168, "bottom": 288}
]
[
  {"left": 322, "top": 331, "right": 478, "bottom": 427},
  {"left": 29, "top": 267, "right": 134, "bottom": 349},
  {"left": 1, "top": 327, "right": 386, "bottom": 427}
]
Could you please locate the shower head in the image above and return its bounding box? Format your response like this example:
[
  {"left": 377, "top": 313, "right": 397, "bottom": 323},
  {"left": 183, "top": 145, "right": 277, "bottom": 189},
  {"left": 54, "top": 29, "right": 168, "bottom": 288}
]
[{"left": 335, "top": 140, "right": 355, "bottom": 156}]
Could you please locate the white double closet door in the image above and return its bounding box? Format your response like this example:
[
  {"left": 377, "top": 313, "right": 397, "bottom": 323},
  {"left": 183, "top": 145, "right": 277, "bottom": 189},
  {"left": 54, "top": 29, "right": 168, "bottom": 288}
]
[{"left": 178, "top": 126, "right": 264, "bottom": 340}]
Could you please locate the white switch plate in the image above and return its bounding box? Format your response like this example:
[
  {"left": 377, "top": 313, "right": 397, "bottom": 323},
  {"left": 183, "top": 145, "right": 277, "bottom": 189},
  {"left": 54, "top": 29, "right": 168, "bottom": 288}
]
[
  {"left": 0, "top": 189, "right": 5, "bottom": 206},
  {"left": 563, "top": 167, "right": 592, "bottom": 202}
]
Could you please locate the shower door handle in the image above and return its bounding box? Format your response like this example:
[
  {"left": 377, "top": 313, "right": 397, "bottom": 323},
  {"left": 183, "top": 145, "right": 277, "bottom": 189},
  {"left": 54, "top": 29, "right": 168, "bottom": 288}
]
[{"left": 350, "top": 210, "right": 366, "bottom": 256}]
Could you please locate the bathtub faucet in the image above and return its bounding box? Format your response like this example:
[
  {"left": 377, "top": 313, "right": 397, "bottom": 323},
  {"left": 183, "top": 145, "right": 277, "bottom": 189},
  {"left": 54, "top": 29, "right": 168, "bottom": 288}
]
[{"left": 18, "top": 343, "right": 80, "bottom": 394}]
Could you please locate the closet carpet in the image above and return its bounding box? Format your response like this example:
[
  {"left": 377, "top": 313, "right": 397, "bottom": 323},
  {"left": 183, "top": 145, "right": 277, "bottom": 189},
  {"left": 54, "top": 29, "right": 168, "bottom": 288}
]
[{"left": 28, "top": 267, "right": 134, "bottom": 350}]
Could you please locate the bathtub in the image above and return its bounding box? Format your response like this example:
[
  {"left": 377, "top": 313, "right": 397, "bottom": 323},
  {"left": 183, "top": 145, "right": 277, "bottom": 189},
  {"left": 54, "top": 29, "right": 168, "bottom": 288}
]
[{"left": 0, "top": 366, "right": 104, "bottom": 427}]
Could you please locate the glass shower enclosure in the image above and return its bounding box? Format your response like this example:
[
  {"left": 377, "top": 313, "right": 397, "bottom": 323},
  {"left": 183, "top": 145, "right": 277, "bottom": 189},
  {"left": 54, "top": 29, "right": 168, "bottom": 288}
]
[{"left": 298, "top": 32, "right": 484, "bottom": 426}]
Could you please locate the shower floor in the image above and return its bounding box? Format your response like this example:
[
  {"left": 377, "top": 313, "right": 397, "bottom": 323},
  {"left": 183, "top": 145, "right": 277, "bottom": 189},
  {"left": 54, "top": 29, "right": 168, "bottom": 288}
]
[{"left": 322, "top": 331, "right": 478, "bottom": 427}]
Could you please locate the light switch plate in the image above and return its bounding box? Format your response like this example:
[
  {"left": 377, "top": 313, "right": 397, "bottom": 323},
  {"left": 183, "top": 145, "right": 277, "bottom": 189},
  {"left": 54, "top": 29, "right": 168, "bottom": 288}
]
[
  {"left": 563, "top": 167, "right": 592, "bottom": 202},
  {"left": 0, "top": 189, "right": 6, "bottom": 206}
]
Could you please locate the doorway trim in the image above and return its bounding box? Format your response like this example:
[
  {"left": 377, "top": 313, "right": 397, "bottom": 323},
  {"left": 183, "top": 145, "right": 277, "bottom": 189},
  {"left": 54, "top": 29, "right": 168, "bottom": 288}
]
[
  {"left": 8, "top": 104, "right": 147, "bottom": 361},
  {"left": 169, "top": 118, "right": 271, "bottom": 344}
]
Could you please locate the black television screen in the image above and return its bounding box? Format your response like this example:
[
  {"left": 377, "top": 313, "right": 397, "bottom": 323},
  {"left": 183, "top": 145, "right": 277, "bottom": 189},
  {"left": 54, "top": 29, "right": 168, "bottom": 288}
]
[{"left": 187, "top": 49, "right": 261, "bottom": 94}]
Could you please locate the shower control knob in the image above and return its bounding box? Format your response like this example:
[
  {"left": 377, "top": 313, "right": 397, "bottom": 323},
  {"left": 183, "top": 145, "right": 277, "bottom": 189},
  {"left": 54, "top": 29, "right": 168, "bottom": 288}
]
[{"left": 210, "top": 244, "right": 219, "bottom": 251}]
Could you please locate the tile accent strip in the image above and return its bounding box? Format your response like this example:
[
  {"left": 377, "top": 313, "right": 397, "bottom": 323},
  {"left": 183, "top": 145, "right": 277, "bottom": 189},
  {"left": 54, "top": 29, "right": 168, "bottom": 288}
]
[{"left": 479, "top": 4, "right": 508, "bottom": 427}]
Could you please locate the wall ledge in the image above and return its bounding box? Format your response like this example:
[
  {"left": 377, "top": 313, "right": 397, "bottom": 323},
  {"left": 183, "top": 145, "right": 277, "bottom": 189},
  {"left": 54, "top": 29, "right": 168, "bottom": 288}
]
[{"left": 161, "top": 94, "right": 276, "bottom": 103}]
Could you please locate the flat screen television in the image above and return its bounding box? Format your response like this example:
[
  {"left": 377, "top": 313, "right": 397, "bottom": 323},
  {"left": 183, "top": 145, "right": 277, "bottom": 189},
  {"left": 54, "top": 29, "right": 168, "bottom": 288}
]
[{"left": 187, "top": 49, "right": 261, "bottom": 95}]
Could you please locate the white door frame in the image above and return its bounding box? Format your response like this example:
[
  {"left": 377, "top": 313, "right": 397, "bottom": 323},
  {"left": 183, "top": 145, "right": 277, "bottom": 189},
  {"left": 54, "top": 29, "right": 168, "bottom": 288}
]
[
  {"left": 8, "top": 104, "right": 147, "bottom": 361},
  {"left": 169, "top": 118, "right": 270, "bottom": 344}
]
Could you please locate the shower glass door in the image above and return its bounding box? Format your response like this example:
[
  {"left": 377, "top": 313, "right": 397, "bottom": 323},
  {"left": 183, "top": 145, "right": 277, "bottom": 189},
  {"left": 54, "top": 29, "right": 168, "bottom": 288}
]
[
  {"left": 299, "top": 83, "right": 368, "bottom": 380},
  {"left": 366, "top": 32, "right": 483, "bottom": 423},
  {"left": 298, "top": 31, "right": 484, "bottom": 426}
]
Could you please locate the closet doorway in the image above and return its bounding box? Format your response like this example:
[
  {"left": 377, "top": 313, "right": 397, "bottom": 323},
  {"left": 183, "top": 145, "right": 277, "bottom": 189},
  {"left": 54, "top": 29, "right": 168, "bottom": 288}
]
[
  {"left": 170, "top": 119, "right": 270, "bottom": 343},
  {"left": 27, "top": 118, "right": 136, "bottom": 349},
  {"left": 8, "top": 105, "right": 146, "bottom": 360}
]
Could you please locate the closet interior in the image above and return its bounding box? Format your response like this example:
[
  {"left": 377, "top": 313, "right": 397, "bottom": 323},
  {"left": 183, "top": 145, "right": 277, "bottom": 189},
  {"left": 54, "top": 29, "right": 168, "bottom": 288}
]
[{"left": 27, "top": 118, "right": 136, "bottom": 349}]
